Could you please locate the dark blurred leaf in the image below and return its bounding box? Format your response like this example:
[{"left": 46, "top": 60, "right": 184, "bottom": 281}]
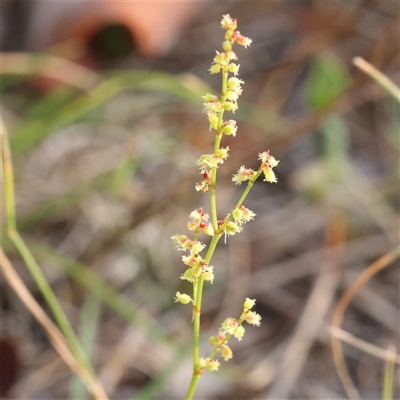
[{"left": 0, "top": 337, "right": 20, "bottom": 397}]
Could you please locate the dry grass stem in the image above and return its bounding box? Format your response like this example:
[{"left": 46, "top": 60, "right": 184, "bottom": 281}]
[
  {"left": 0, "top": 248, "right": 109, "bottom": 400},
  {"left": 331, "top": 247, "right": 400, "bottom": 400},
  {"left": 266, "top": 217, "right": 346, "bottom": 399},
  {"left": 330, "top": 327, "right": 400, "bottom": 364},
  {"left": 353, "top": 56, "right": 400, "bottom": 102}
]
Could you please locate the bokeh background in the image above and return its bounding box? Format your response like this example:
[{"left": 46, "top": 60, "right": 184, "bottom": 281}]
[{"left": 1, "top": 1, "right": 399, "bottom": 399}]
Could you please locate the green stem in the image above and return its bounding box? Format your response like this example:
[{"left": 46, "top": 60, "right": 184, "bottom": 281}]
[
  {"left": 210, "top": 166, "right": 219, "bottom": 231},
  {"left": 192, "top": 275, "right": 204, "bottom": 363},
  {"left": 186, "top": 232, "right": 222, "bottom": 400},
  {"left": 210, "top": 70, "right": 228, "bottom": 231},
  {"left": 1, "top": 122, "right": 95, "bottom": 379},
  {"left": 192, "top": 228, "right": 201, "bottom": 302},
  {"left": 235, "top": 174, "right": 259, "bottom": 209},
  {"left": 2, "top": 121, "right": 17, "bottom": 234},
  {"left": 185, "top": 373, "right": 201, "bottom": 400},
  {"left": 220, "top": 169, "right": 263, "bottom": 233},
  {"left": 209, "top": 334, "right": 231, "bottom": 359},
  {"left": 187, "top": 160, "right": 263, "bottom": 400},
  {"left": 205, "top": 233, "right": 223, "bottom": 263},
  {"left": 186, "top": 58, "right": 230, "bottom": 400},
  {"left": 192, "top": 234, "right": 222, "bottom": 357}
]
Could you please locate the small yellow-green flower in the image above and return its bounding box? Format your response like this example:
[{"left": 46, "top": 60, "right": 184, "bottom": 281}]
[{"left": 174, "top": 292, "right": 192, "bottom": 304}]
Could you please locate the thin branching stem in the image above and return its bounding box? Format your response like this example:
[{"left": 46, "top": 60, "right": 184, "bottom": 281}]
[{"left": 182, "top": 16, "right": 269, "bottom": 399}]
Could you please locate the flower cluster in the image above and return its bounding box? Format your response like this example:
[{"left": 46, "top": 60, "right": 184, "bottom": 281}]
[
  {"left": 180, "top": 252, "right": 214, "bottom": 284},
  {"left": 198, "top": 357, "right": 220, "bottom": 372},
  {"left": 259, "top": 151, "right": 279, "bottom": 183},
  {"left": 171, "top": 209, "right": 215, "bottom": 292},
  {"left": 186, "top": 208, "right": 214, "bottom": 236},
  {"left": 232, "top": 150, "right": 280, "bottom": 185},
  {"left": 232, "top": 204, "right": 256, "bottom": 228},
  {"left": 203, "top": 298, "right": 261, "bottom": 371},
  {"left": 197, "top": 15, "right": 252, "bottom": 192},
  {"left": 195, "top": 148, "right": 230, "bottom": 192},
  {"left": 215, "top": 204, "right": 256, "bottom": 238},
  {"left": 171, "top": 234, "right": 205, "bottom": 253}
]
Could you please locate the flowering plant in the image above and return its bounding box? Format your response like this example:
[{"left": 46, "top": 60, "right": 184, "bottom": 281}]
[{"left": 172, "top": 15, "right": 279, "bottom": 399}]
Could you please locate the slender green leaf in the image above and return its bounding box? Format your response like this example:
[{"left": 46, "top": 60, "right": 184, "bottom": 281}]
[{"left": 69, "top": 293, "right": 102, "bottom": 400}]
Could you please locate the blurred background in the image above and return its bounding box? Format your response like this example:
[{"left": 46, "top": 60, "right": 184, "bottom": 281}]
[{"left": 1, "top": 1, "right": 399, "bottom": 399}]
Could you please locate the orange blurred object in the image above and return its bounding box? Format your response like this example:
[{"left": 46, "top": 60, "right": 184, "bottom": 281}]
[{"left": 27, "top": 1, "right": 201, "bottom": 61}]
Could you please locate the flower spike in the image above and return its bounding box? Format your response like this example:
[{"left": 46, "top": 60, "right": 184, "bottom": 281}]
[{"left": 173, "top": 16, "right": 270, "bottom": 399}]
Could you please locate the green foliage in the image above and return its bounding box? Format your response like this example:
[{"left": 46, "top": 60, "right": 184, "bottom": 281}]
[
  {"left": 307, "top": 52, "right": 349, "bottom": 110},
  {"left": 382, "top": 347, "right": 396, "bottom": 400},
  {"left": 9, "top": 71, "right": 206, "bottom": 154}
]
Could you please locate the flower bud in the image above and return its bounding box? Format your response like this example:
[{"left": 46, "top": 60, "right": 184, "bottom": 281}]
[
  {"left": 225, "top": 221, "right": 242, "bottom": 236},
  {"left": 221, "top": 14, "right": 237, "bottom": 31},
  {"left": 228, "top": 63, "right": 240, "bottom": 75},
  {"left": 232, "top": 31, "right": 252, "bottom": 48},
  {"left": 187, "top": 221, "right": 197, "bottom": 231},
  {"left": 171, "top": 234, "right": 190, "bottom": 250},
  {"left": 214, "top": 52, "right": 229, "bottom": 65},
  {"left": 197, "top": 154, "right": 221, "bottom": 170},
  {"left": 243, "top": 298, "right": 256, "bottom": 310},
  {"left": 244, "top": 311, "right": 262, "bottom": 327},
  {"left": 209, "top": 64, "right": 221, "bottom": 74},
  {"left": 223, "top": 120, "right": 237, "bottom": 136},
  {"left": 217, "top": 332, "right": 226, "bottom": 342},
  {"left": 182, "top": 253, "right": 200, "bottom": 268},
  {"left": 174, "top": 292, "right": 192, "bottom": 304},
  {"left": 223, "top": 101, "right": 238, "bottom": 112},
  {"left": 262, "top": 164, "right": 277, "bottom": 183},
  {"left": 209, "top": 336, "right": 219, "bottom": 347},
  {"left": 203, "top": 269, "right": 214, "bottom": 283},
  {"left": 225, "top": 90, "right": 239, "bottom": 102},
  {"left": 233, "top": 325, "right": 245, "bottom": 341},
  {"left": 221, "top": 317, "right": 238, "bottom": 334},
  {"left": 208, "top": 113, "right": 219, "bottom": 130},
  {"left": 232, "top": 166, "right": 255, "bottom": 185},
  {"left": 259, "top": 151, "right": 279, "bottom": 168},
  {"left": 181, "top": 268, "right": 194, "bottom": 282},
  {"left": 223, "top": 40, "right": 232, "bottom": 52},
  {"left": 203, "top": 92, "right": 218, "bottom": 102},
  {"left": 192, "top": 265, "right": 202, "bottom": 279},
  {"left": 216, "top": 147, "right": 229, "bottom": 160},
  {"left": 205, "top": 358, "right": 220, "bottom": 372},
  {"left": 223, "top": 125, "right": 236, "bottom": 136},
  {"left": 232, "top": 207, "right": 242, "bottom": 221},
  {"left": 267, "top": 154, "right": 279, "bottom": 168},
  {"left": 236, "top": 35, "right": 252, "bottom": 48},
  {"left": 201, "top": 223, "right": 214, "bottom": 236},
  {"left": 236, "top": 206, "right": 256, "bottom": 223},
  {"left": 221, "top": 345, "right": 233, "bottom": 361},
  {"left": 204, "top": 100, "right": 223, "bottom": 115},
  {"left": 227, "top": 77, "right": 244, "bottom": 91},
  {"left": 225, "top": 50, "right": 238, "bottom": 61},
  {"left": 190, "top": 208, "right": 203, "bottom": 221},
  {"left": 195, "top": 180, "right": 210, "bottom": 193},
  {"left": 192, "top": 241, "right": 206, "bottom": 253}
]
